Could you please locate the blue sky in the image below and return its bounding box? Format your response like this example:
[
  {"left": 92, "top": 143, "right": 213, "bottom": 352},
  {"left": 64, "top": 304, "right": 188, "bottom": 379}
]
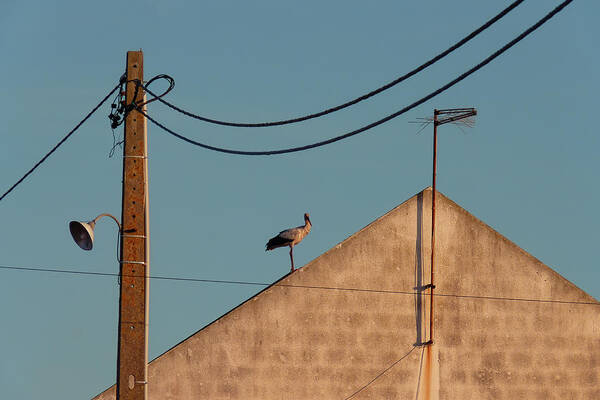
[{"left": 1, "top": 1, "right": 597, "bottom": 398}]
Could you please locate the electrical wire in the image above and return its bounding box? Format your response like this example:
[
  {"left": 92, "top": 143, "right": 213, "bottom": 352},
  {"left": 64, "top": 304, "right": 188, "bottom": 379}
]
[
  {"left": 413, "top": 345, "right": 426, "bottom": 400},
  {"left": 135, "top": 74, "right": 175, "bottom": 108},
  {"left": 0, "top": 1, "right": 572, "bottom": 198},
  {"left": 0, "top": 82, "right": 122, "bottom": 203},
  {"left": 138, "top": 0, "right": 574, "bottom": 156},
  {"left": 140, "top": 0, "right": 526, "bottom": 128},
  {"left": 1, "top": 264, "right": 598, "bottom": 307},
  {"left": 343, "top": 346, "right": 417, "bottom": 400}
]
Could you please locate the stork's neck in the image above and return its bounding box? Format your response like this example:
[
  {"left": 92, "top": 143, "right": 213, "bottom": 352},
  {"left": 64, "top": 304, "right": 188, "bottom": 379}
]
[{"left": 304, "top": 219, "right": 312, "bottom": 232}]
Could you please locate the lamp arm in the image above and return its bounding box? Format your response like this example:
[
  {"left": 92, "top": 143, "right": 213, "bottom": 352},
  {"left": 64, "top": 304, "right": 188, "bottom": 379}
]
[{"left": 93, "top": 213, "right": 122, "bottom": 231}]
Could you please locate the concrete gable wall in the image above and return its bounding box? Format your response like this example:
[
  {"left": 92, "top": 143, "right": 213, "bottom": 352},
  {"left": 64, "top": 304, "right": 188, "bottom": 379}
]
[{"left": 94, "top": 188, "right": 599, "bottom": 399}]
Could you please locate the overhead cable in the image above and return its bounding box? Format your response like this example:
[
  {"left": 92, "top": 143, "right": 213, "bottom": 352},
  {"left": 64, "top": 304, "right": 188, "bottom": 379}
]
[
  {"left": 141, "top": 0, "right": 525, "bottom": 127},
  {"left": 0, "top": 81, "right": 123, "bottom": 203},
  {"left": 413, "top": 346, "right": 426, "bottom": 400},
  {"left": 343, "top": 346, "right": 418, "bottom": 400},
  {"left": 2, "top": 264, "right": 598, "bottom": 307},
  {"left": 138, "top": 0, "right": 573, "bottom": 156}
]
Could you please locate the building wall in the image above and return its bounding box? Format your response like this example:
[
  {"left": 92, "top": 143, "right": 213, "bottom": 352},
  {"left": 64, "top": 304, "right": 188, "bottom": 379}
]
[
  {"left": 434, "top": 191, "right": 600, "bottom": 399},
  {"left": 93, "top": 188, "right": 599, "bottom": 399}
]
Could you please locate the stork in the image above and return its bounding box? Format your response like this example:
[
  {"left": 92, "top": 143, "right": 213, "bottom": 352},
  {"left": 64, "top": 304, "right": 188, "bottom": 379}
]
[{"left": 266, "top": 213, "right": 312, "bottom": 272}]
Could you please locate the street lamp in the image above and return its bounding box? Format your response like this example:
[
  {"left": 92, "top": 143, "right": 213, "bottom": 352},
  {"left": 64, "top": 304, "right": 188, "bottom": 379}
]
[{"left": 69, "top": 213, "right": 121, "bottom": 251}]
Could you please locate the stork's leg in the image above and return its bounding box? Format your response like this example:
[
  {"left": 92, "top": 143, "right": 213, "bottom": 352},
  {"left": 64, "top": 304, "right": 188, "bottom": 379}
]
[{"left": 289, "top": 246, "right": 295, "bottom": 272}]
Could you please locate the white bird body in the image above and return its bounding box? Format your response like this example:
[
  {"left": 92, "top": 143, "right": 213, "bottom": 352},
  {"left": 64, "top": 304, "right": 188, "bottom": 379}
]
[
  {"left": 273, "top": 224, "right": 311, "bottom": 246},
  {"left": 266, "top": 213, "right": 312, "bottom": 272}
]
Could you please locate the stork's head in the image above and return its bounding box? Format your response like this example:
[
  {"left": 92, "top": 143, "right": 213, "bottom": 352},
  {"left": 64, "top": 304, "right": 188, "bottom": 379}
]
[{"left": 304, "top": 213, "right": 311, "bottom": 225}]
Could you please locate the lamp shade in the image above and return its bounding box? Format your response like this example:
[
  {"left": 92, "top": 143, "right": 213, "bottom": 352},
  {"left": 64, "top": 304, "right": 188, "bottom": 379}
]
[{"left": 69, "top": 220, "right": 96, "bottom": 251}]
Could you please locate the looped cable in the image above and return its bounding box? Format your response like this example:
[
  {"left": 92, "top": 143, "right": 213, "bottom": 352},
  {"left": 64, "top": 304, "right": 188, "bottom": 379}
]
[
  {"left": 108, "top": 75, "right": 175, "bottom": 131},
  {"left": 133, "top": 74, "right": 175, "bottom": 108}
]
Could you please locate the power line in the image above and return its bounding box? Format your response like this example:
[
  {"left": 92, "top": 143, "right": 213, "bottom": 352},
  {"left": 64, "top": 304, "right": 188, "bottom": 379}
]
[
  {"left": 140, "top": 0, "right": 525, "bottom": 128},
  {"left": 0, "top": 1, "right": 573, "bottom": 199},
  {"left": 0, "top": 264, "right": 414, "bottom": 293},
  {"left": 343, "top": 346, "right": 417, "bottom": 400},
  {"left": 138, "top": 0, "right": 574, "bottom": 156},
  {"left": 0, "top": 81, "right": 122, "bottom": 203},
  {"left": 413, "top": 346, "right": 426, "bottom": 400},
  {"left": 1, "top": 264, "right": 598, "bottom": 307}
]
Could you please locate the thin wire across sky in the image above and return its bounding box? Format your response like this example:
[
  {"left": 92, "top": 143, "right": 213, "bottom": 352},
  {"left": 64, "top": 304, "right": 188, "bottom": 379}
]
[{"left": 1, "top": 264, "right": 597, "bottom": 307}]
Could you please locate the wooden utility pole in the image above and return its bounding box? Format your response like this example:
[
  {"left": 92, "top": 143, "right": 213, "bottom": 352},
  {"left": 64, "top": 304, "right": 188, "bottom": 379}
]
[{"left": 117, "top": 50, "right": 149, "bottom": 400}]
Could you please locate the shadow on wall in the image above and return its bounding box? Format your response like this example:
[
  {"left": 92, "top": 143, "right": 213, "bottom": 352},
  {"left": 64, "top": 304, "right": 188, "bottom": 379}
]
[{"left": 414, "top": 192, "right": 427, "bottom": 346}]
